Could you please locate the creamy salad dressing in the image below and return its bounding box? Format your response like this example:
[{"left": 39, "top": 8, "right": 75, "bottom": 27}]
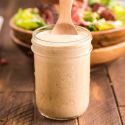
[
  {"left": 36, "top": 30, "right": 88, "bottom": 44},
  {"left": 32, "top": 26, "right": 92, "bottom": 120}
]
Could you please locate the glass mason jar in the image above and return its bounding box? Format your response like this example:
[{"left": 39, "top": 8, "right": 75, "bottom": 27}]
[{"left": 31, "top": 25, "right": 92, "bottom": 120}]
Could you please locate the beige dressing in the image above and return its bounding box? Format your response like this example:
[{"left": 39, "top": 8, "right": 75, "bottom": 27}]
[{"left": 32, "top": 27, "right": 92, "bottom": 120}]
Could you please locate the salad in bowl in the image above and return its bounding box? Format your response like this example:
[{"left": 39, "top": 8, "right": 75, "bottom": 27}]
[
  {"left": 10, "top": 0, "right": 125, "bottom": 65},
  {"left": 12, "top": 0, "right": 125, "bottom": 31},
  {"left": 10, "top": 0, "right": 125, "bottom": 48}
]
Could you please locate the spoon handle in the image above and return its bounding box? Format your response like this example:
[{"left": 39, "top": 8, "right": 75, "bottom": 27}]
[
  {"left": 58, "top": 0, "right": 74, "bottom": 24},
  {"left": 0, "top": 16, "right": 4, "bottom": 31}
]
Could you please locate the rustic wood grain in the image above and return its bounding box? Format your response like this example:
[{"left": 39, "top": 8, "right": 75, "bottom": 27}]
[
  {"left": 35, "top": 110, "right": 77, "bottom": 125},
  {"left": 0, "top": 92, "right": 77, "bottom": 125},
  {"left": 0, "top": 92, "right": 34, "bottom": 125},
  {"left": 108, "top": 55, "right": 125, "bottom": 106},
  {"left": 119, "top": 107, "right": 125, "bottom": 125},
  {"left": 1, "top": 67, "right": 122, "bottom": 125},
  {"left": 0, "top": 92, "right": 14, "bottom": 125},
  {"left": 6, "top": 93, "right": 34, "bottom": 125},
  {"left": 78, "top": 67, "right": 122, "bottom": 125}
]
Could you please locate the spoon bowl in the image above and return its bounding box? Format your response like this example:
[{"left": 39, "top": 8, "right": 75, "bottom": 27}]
[
  {"left": 52, "top": 23, "right": 77, "bottom": 35},
  {"left": 52, "top": 0, "right": 78, "bottom": 35}
]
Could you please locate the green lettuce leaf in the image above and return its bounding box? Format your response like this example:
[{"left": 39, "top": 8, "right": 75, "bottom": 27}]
[
  {"left": 13, "top": 8, "right": 46, "bottom": 30},
  {"left": 89, "top": 0, "right": 112, "bottom": 6},
  {"left": 111, "top": 4, "right": 125, "bottom": 24}
]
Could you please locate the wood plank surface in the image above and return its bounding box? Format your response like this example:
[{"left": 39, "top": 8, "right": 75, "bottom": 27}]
[
  {"left": 6, "top": 93, "right": 34, "bottom": 125},
  {"left": 35, "top": 111, "right": 77, "bottom": 125},
  {"left": 0, "top": 92, "right": 34, "bottom": 125},
  {"left": 0, "top": 92, "right": 77, "bottom": 125},
  {"left": 108, "top": 56, "right": 125, "bottom": 106},
  {"left": 0, "top": 92, "right": 14, "bottom": 125},
  {"left": 0, "top": 67, "right": 123, "bottom": 125},
  {"left": 119, "top": 107, "right": 125, "bottom": 125},
  {"left": 78, "top": 67, "right": 122, "bottom": 125}
]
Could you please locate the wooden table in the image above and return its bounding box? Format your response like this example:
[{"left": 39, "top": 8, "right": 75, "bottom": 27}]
[{"left": 0, "top": 0, "right": 125, "bottom": 125}]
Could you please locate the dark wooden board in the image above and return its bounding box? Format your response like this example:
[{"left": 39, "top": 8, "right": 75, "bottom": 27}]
[
  {"left": 79, "top": 67, "right": 122, "bottom": 125},
  {"left": 0, "top": 92, "right": 34, "bottom": 125},
  {"left": 0, "top": 92, "right": 14, "bottom": 125},
  {"left": 108, "top": 56, "right": 125, "bottom": 106}
]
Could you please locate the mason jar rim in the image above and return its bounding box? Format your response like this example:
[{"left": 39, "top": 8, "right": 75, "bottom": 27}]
[{"left": 32, "top": 25, "right": 92, "bottom": 45}]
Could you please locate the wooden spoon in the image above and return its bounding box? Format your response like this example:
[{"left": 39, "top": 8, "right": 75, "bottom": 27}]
[
  {"left": 0, "top": 16, "right": 4, "bottom": 31},
  {"left": 52, "top": 0, "right": 78, "bottom": 35},
  {"left": 38, "top": 0, "right": 58, "bottom": 4}
]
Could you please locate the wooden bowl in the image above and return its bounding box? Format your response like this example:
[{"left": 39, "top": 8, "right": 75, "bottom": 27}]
[
  {"left": 92, "top": 28, "right": 125, "bottom": 48},
  {"left": 10, "top": 31, "right": 33, "bottom": 57},
  {"left": 38, "top": 0, "right": 59, "bottom": 4},
  {"left": 10, "top": 31, "right": 125, "bottom": 65},
  {"left": 38, "top": 0, "right": 82, "bottom": 4},
  {"left": 10, "top": 19, "right": 32, "bottom": 45},
  {"left": 10, "top": 18, "right": 125, "bottom": 48},
  {"left": 91, "top": 41, "right": 125, "bottom": 65}
]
